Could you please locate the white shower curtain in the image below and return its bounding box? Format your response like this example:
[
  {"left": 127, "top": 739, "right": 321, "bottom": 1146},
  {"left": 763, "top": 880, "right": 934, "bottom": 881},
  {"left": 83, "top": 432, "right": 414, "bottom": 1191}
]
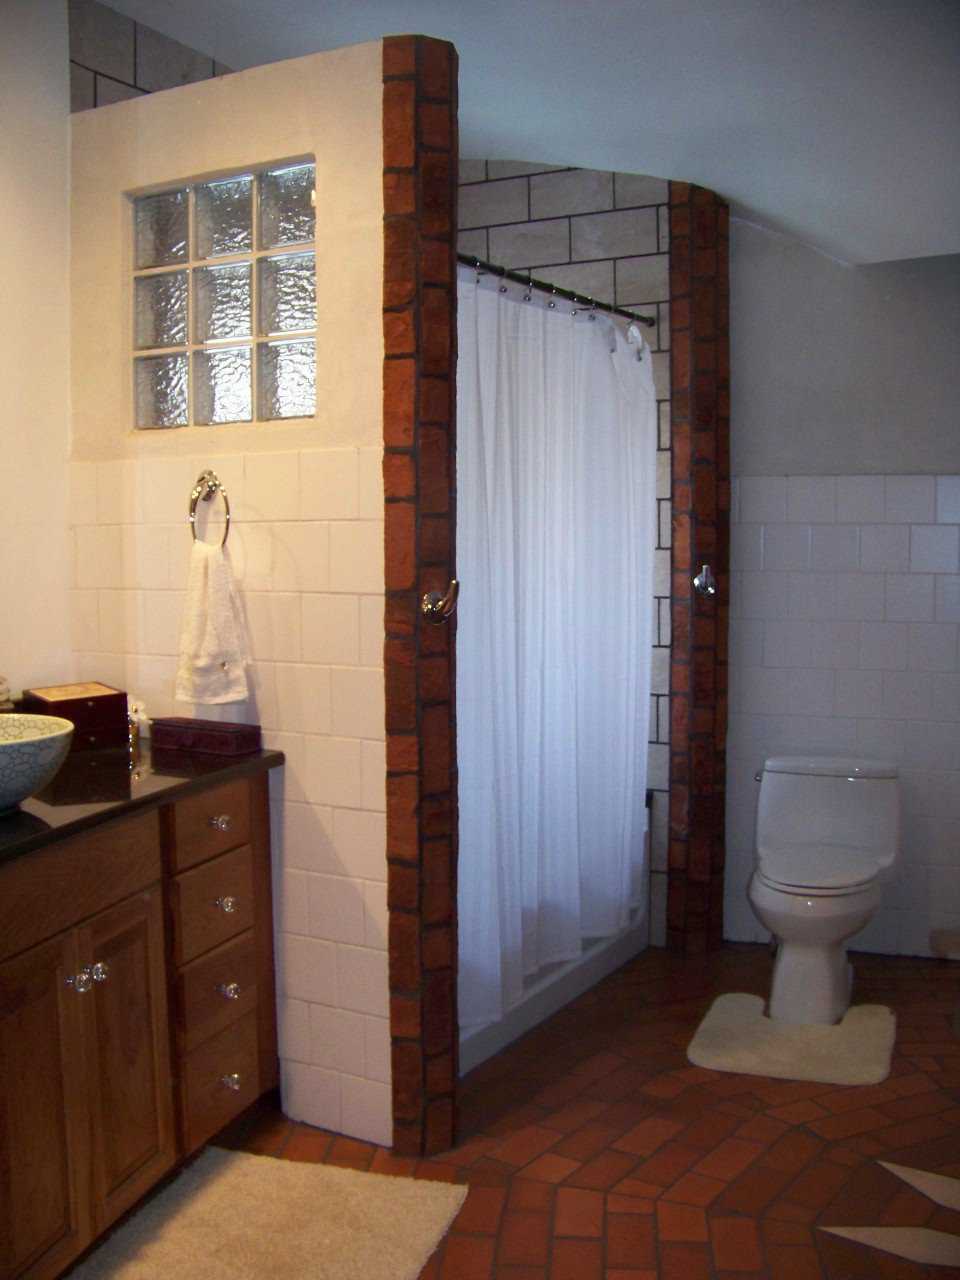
[{"left": 456, "top": 265, "right": 658, "bottom": 1034}]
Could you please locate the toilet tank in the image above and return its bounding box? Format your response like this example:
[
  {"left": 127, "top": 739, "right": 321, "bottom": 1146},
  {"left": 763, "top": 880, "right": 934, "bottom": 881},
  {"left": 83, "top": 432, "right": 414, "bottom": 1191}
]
[{"left": 757, "top": 756, "right": 900, "bottom": 865}]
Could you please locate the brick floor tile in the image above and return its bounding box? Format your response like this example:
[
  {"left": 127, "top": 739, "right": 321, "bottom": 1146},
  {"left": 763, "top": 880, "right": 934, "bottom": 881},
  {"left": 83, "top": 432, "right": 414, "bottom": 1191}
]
[
  {"left": 552, "top": 1122, "right": 626, "bottom": 1161},
  {"left": 880, "top": 1185, "right": 935, "bottom": 1226},
  {"left": 415, "top": 1161, "right": 460, "bottom": 1182},
  {"left": 452, "top": 1184, "right": 506, "bottom": 1234},
  {"left": 324, "top": 1135, "right": 376, "bottom": 1169},
  {"left": 659, "top": 1241, "right": 713, "bottom": 1280},
  {"left": 438, "top": 1233, "right": 495, "bottom": 1279},
  {"left": 370, "top": 1148, "right": 419, "bottom": 1176},
  {"left": 656, "top": 1199, "right": 709, "bottom": 1241},
  {"left": 497, "top": 1268, "right": 546, "bottom": 1280},
  {"left": 571, "top": 1050, "right": 627, "bottom": 1081},
  {"left": 555, "top": 1186, "right": 604, "bottom": 1236},
  {"left": 508, "top": 1178, "right": 556, "bottom": 1212},
  {"left": 734, "top": 1113, "right": 789, "bottom": 1145},
  {"left": 710, "top": 1216, "right": 764, "bottom": 1272},
  {"left": 442, "top": 1134, "right": 500, "bottom": 1167},
  {"left": 761, "top": 1129, "right": 823, "bottom": 1175},
  {"left": 879, "top": 1088, "right": 956, "bottom": 1121},
  {"left": 491, "top": 1125, "right": 562, "bottom": 1167},
  {"left": 465, "top": 1157, "right": 515, "bottom": 1186},
  {"left": 280, "top": 1124, "right": 333, "bottom": 1163},
  {"left": 222, "top": 1108, "right": 292, "bottom": 1155},
  {"left": 713, "top": 1162, "right": 796, "bottom": 1214},
  {"left": 765, "top": 1245, "right": 825, "bottom": 1280},
  {"left": 660, "top": 1170, "right": 727, "bottom": 1206},
  {"left": 418, "top": 1249, "right": 441, "bottom": 1279},
  {"left": 612, "top": 1115, "right": 686, "bottom": 1156},
  {"left": 610, "top": 1176, "right": 664, "bottom": 1200},
  {"left": 540, "top": 1098, "right": 610, "bottom": 1133},
  {"left": 633, "top": 1140, "right": 704, "bottom": 1187},
  {"left": 567, "top": 1150, "right": 639, "bottom": 1189},
  {"left": 640, "top": 1075, "right": 689, "bottom": 1099},
  {"left": 773, "top": 1157, "right": 850, "bottom": 1212},
  {"left": 761, "top": 1220, "right": 813, "bottom": 1247},
  {"left": 691, "top": 1137, "right": 764, "bottom": 1181},
  {"left": 498, "top": 1210, "right": 552, "bottom": 1265},
  {"left": 875, "top": 1112, "right": 956, "bottom": 1149},
  {"left": 605, "top": 1192, "right": 655, "bottom": 1214},
  {"left": 681, "top": 1109, "right": 745, "bottom": 1149},
  {"left": 549, "top": 1237, "right": 603, "bottom": 1280},
  {"left": 605, "top": 1272, "right": 657, "bottom": 1280},
  {"left": 605, "top": 1213, "right": 657, "bottom": 1269},
  {"left": 766, "top": 1100, "right": 829, "bottom": 1125},
  {"left": 806, "top": 1107, "right": 892, "bottom": 1141},
  {"left": 755, "top": 1080, "right": 833, "bottom": 1106},
  {"left": 521, "top": 1152, "right": 582, "bottom": 1183},
  {"left": 814, "top": 1082, "right": 897, "bottom": 1114}
]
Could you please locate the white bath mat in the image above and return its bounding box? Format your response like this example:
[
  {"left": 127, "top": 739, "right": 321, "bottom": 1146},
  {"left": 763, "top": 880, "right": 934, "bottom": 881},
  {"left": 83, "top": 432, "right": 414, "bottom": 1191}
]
[{"left": 687, "top": 992, "right": 896, "bottom": 1085}]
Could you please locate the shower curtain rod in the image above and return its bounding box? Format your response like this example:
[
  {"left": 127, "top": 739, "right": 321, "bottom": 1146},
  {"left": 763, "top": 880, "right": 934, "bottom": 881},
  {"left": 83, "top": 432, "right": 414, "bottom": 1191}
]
[{"left": 458, "top": 254, "right": 656, "bottom": 327}]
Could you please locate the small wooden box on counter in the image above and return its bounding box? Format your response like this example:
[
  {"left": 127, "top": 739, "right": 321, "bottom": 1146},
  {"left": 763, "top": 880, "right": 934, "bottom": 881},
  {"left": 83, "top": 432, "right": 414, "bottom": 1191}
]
[
  {"left": 22, "top": 681, "right": 129, "bottom": 753},
  {"left": 150, "top": 717, "right": 262, "bottom": 756}
]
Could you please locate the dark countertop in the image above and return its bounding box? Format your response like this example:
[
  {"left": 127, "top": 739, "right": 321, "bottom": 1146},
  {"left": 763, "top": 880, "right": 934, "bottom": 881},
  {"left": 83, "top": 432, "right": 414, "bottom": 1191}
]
[{"left": 0, "top": 743, "right": 284, "bottom": 864}]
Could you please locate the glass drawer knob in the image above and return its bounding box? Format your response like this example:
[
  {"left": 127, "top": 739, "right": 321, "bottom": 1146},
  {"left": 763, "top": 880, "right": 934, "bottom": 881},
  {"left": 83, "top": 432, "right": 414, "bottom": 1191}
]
[
  {"left": 221, "top": 1072, "right": 242, "bottom": 1092},
  {"left": 215, "top": 895, "right": 238, "bottom": 914},
  {"left": 209, "top": 814, "right": 232, "bottom": 832},
  {"left": 217, "top": 981, "right": 241, "bottom": 1000}
]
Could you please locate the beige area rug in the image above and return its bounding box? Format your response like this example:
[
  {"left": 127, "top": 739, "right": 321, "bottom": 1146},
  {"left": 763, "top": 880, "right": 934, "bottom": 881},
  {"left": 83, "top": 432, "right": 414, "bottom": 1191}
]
[
  {"left": 71, "top": 1148, "right": 467, "bottom": 1279},
  {"left": 687, "top": 992, "right": 896, "bottom": 1085}
]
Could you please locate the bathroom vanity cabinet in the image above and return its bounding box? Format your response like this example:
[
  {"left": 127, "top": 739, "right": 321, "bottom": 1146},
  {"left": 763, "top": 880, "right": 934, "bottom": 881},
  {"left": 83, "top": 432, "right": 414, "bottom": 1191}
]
[{"left": 0, "top": 750, "right": 282, "bottom": 1280}]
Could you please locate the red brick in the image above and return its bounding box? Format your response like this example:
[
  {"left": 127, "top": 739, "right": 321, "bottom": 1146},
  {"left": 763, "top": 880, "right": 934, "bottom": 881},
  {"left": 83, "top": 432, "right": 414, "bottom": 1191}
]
[{"left": 382, "top": 79, "right": 415, "bottom": 169}]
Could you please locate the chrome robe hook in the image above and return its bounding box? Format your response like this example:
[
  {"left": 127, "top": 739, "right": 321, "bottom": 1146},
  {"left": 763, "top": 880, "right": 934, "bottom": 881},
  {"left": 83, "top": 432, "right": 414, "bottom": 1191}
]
[{"left": 421, "top": 580, "right": 459, "bottom": 625}]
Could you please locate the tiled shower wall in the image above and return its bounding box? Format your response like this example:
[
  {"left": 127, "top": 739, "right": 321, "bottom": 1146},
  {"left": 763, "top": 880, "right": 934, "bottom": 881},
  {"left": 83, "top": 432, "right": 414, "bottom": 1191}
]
[
  {"left": 726, "top": 473, "right": 960, "bottom": 956},
  {"left": 68, "top": 0, "right": 229, "bottom": 111},
  {"left": 457, "top": 163, "right": 673, "bottom": 941}
]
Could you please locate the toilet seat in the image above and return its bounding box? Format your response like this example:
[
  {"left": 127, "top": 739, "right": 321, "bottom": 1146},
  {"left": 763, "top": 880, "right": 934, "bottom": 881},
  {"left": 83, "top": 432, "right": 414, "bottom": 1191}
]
[{"left": 756, "top": 843, "right": 880, "bottom": 896}]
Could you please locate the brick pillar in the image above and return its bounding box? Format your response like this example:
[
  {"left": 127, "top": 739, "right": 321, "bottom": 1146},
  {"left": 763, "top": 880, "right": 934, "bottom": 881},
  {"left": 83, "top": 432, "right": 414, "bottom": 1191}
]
[
  {"left": 381, "top": 35, "right": 460, "bottom": 1156},
  {"left": 667, "top": 182, "right": 731, "bottom": 952}
]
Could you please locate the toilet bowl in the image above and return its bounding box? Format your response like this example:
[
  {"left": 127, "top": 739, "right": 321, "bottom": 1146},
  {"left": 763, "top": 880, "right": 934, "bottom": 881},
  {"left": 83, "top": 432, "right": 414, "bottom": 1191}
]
[{"left": 748, "top": 757, "right": 900, "bottom": 1026}]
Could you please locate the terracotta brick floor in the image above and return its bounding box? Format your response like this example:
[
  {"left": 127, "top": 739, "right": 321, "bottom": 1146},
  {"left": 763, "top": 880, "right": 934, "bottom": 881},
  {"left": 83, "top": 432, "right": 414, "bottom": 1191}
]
[{"left": 219, "top": 944, "right": 960, "bottom": 1278}]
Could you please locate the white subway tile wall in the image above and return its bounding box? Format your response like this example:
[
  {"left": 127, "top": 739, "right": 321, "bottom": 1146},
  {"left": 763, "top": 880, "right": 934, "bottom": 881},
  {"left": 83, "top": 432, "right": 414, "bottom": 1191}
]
[
  {"left": 459, "top": 161, "right": 672, "bottom": 943},
  {"left": 726, "top": 473, "right": 960, "bottom": 957},
  {"left": 70, "top": 448, "right": 389, "bottom": 1142}
]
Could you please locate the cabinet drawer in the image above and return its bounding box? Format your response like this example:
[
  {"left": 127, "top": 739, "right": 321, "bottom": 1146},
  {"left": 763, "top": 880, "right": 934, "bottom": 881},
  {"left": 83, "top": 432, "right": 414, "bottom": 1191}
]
[
  {"left": 0, "top": 810, "right": 161, "bottom": 964},
  {"left": 176, "top": 930, "right": 258, "bottom": 1053},
  {"left": 171, "top": 780, "right": 251, "bottom": 872},
  {"left": 180, "top": 1011, "right": 259, "bottom": 1153},
  {"left": 171, "top": 846, "right": 254, "bottom": 966}
]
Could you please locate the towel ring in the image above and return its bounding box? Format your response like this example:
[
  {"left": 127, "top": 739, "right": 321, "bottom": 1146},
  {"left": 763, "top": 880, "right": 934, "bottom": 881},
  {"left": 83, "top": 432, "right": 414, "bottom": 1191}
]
[{"left": 189, "top": 469, "right": 230, "bottom": 547}]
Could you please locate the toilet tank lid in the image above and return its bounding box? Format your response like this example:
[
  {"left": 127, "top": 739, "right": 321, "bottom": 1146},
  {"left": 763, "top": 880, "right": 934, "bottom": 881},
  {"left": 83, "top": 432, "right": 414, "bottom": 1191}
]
[{"left": 763, "top": 756, "right": 898, "bottom": 779}]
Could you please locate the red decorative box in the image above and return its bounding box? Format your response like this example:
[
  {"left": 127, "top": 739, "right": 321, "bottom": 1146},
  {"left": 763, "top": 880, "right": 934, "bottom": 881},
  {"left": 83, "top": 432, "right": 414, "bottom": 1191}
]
[
  {"left": 21, "top": 682, "right": 128, "bottom": 753},
  {"left": 149, "top": 717, "right": 261, "bottom": 756}
]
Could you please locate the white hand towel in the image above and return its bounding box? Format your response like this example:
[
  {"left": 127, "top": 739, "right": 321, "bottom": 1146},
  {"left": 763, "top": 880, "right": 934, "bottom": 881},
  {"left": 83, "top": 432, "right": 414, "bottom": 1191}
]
[{"left": 175, "top": 541, "right": 250, "bottom": 705}]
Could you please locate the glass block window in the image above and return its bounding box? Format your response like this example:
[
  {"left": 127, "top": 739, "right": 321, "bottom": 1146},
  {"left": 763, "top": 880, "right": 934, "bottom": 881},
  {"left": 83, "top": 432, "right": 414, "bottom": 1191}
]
[{"left": 132, "top": 162, "right": 316, "bottom": 428}]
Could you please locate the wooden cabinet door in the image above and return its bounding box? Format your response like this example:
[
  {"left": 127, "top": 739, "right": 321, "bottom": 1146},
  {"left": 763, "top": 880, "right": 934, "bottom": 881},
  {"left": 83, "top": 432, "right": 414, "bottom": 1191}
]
[
  {"left": 79, "top": 887, "right": 176, "bottom": 1233},
  {"left": 0, "top": 932, "right": 92, "bottom": 1280}
]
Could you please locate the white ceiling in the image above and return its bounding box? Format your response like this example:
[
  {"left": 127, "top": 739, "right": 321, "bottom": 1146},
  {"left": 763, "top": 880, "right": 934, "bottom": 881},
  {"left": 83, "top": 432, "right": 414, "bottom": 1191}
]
[{"left": 106, "top": 0, "right": 960, "bottom": 265}]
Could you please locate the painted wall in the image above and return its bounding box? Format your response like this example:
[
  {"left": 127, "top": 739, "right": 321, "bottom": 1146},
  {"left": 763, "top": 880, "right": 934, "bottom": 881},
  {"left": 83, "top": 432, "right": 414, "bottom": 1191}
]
[
  {"left": 0, "top": 0, "right": 74, "bottom": 690},
  {"left": 730, "top": 222, "right": 960, "bottom": 477},
  {"left": 457, "top": 161, "right": 673, "bottom": 947},
  {"left": 726, "top": 221, "right": 960, "bottom": 957},
  {"left": 70, "top": 41, "right": 391, "bottom": 1144}
]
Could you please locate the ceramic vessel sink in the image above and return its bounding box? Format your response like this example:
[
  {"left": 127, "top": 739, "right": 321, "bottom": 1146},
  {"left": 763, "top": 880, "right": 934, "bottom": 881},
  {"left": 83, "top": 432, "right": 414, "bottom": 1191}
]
[{"left": 0, "top": 714, "right": 74, "bottom": 814}]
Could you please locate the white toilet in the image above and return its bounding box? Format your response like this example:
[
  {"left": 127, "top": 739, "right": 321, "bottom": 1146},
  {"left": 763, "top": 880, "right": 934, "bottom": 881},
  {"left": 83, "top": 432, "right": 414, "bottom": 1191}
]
[{"left": 748, "top": 756, "right": 900, "bottom": 1026}]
